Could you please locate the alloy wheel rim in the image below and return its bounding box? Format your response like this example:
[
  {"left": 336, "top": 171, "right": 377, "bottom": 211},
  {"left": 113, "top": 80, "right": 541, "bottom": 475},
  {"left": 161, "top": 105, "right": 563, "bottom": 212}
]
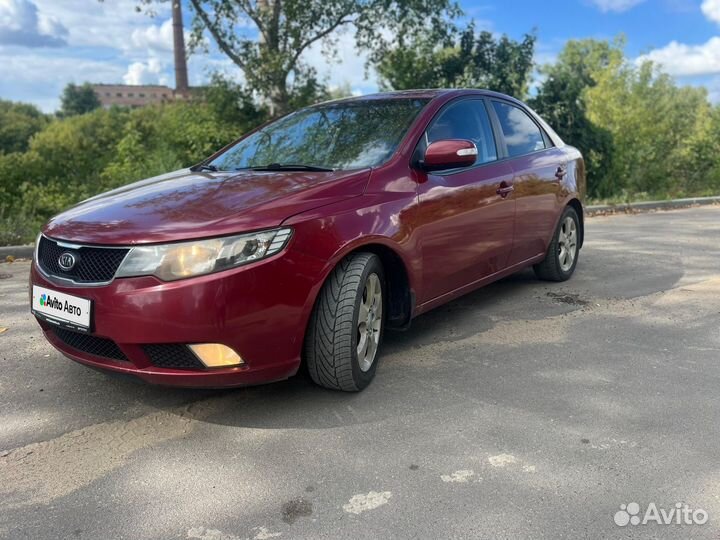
[
  {"left": 357, "top": 273, "right": 382, "bottom": 372},
  {"left": 558, "top": 216, "right": 578, "bottom": 272}
]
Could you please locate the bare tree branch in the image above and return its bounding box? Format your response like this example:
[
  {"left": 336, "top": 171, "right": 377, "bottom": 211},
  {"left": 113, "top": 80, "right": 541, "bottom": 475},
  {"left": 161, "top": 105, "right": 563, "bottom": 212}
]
[
  {"left": 188, "top": 0, "right": 246, "bottom": 69},
  {"left": 290, "top": 12, "right": 354, "bottom": 68}
]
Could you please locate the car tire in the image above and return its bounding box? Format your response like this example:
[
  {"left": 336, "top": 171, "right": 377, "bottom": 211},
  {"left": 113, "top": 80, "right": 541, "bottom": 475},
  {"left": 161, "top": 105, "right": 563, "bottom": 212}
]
[
  {"left": 533, "top": 206, "right": 580, "bottom": 282},
  {"left": 304, "top": 252, "right": 385, "bottom": 391}
]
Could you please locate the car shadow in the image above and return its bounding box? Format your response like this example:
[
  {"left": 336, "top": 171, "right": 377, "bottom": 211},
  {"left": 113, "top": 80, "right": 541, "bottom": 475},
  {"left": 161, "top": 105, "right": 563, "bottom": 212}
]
[
  {"left": 8, "top": 238, "right": 688, "bottom": 443},
  {"left": 80, "top": 269, "right": 552, "bottom": 431},
  {"left": 159, "top": 244, "right": 686, "bottom": 431}
]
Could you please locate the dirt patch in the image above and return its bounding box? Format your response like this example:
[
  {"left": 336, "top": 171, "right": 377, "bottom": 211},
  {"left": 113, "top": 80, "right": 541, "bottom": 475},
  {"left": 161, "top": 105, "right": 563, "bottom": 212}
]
[
  {"left": 281, "top": 498, "right": 312, "bottom": 524},
  {"left": 546, "top": 292, "right": 590, "bottom": 306}
]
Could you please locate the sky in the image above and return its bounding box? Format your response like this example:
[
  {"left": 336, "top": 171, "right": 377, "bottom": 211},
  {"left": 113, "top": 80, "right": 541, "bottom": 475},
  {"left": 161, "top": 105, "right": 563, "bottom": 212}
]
[{"left": 1, "top": 0, "right": 719, "bottom": 112}]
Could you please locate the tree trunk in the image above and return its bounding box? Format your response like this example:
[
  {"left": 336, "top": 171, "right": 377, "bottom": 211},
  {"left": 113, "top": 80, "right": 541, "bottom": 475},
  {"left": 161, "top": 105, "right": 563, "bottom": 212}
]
[
  {"left": 258, "top": 0, "right": 288, "bottom": 115},
  {"left": 269, "top": 76, "right": 289, "bottom": 116}
]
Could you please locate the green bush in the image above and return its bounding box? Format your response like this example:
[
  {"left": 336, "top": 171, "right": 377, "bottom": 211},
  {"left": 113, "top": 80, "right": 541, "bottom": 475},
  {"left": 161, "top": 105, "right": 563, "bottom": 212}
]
[
  {"left": 28, "top": 108, "right": 129, "bottom": 185},
  {"left": 0, "top": 89, "right": 269, "bottom": 244},
  {"left": 0, "top": 99, "right": 49, "bottom": 154}
]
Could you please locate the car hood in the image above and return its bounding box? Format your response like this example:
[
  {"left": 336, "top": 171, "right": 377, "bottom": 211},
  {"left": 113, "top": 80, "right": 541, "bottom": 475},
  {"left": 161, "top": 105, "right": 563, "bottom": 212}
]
[{"left": 43, "top": 167, "right": 371, "bottom": 245}]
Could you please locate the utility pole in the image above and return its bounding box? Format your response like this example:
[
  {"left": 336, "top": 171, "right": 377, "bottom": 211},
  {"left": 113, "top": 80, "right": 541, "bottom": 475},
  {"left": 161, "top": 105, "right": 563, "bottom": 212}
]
[{"left": 172, "top": 0, "right": 189, "bottom": 95}]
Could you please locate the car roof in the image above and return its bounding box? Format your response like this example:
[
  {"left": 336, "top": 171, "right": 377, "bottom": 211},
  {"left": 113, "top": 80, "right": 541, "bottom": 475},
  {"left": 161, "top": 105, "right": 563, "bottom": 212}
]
[
  {"left": 314, "top": 89, "right": 565, "bottom": 147},
  {"left": 317, "top": 88, "right": 527, "bottom": 106},
  {"left": 328, "top": 89, "right": 452, "bottom": 102}
]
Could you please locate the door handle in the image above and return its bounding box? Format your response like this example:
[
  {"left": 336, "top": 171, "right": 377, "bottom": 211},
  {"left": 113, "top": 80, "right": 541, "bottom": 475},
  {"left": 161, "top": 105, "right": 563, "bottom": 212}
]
[
  {"left": 496, "top": 182, "right": 514, "bottom": 198},
  {"left": 555, "top": 165, "right": 567, "bottom": 179}
]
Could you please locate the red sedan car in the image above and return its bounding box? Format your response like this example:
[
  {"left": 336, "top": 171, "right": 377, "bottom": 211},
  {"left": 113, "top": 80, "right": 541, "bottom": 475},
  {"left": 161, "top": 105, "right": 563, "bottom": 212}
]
[{"left": 30, "top": 89, "right": 585, "bottom": 391}]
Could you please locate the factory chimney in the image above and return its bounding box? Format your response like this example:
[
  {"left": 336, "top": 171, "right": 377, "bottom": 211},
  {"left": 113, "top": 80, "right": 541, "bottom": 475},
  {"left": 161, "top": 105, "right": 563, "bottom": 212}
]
[{"left": 172, "top": 1, "right": 189, "bottom": 94}]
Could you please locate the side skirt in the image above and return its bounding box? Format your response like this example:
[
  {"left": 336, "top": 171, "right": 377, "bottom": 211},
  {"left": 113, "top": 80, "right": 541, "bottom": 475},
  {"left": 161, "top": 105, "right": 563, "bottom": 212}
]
[{"left": 412, "top": 253, "right": 545, "bottom": 318}]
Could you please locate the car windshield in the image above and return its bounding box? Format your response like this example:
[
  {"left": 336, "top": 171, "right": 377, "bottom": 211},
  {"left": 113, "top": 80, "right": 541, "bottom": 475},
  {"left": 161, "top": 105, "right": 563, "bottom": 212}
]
[{"left": 209, "top": 98, "right": 430, "bottom": 171}]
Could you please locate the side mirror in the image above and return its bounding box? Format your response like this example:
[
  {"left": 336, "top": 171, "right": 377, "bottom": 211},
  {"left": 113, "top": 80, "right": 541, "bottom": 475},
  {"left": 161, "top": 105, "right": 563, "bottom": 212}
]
[{"left": 421, "top": 139, "right": 478, "bottom": 172}]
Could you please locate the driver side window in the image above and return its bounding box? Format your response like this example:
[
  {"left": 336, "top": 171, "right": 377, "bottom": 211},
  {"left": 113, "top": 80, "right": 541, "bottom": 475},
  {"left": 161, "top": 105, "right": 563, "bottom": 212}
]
[{"left": 426, "top": 99, "right": 498, "bottom": 166}]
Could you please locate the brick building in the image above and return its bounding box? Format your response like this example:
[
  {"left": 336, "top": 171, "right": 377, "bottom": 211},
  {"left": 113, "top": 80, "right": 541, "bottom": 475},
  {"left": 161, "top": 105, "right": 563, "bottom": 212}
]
[
  {"left": 92, "top": 1, "right": 193, "bottom": 110},
  {"left": 91, "top": 84, "right": 191, "bottom": 109}
]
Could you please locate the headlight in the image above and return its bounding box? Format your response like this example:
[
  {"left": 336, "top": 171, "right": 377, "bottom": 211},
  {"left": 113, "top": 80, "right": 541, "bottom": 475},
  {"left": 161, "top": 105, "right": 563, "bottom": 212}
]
[{"left": 116, "top": 228, "right": 292, "bottom": 281}]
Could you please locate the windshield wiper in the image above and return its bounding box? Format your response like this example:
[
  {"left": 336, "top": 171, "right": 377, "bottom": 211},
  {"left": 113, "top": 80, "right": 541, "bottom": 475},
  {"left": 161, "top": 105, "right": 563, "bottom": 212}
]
[
  {"left": 191, "top": 163, "right": 220, "bottom": 172},
  {"left": 240, "top": 163, "right": 335, "bottom": 172}
]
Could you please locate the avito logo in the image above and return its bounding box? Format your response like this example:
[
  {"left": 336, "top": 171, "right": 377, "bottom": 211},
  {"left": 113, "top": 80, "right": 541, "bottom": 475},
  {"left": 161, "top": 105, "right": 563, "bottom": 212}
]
[
  {"left": 37, "top": 292, "right": 84, "bottom": 318},
  {"left": 39, "top": 294, "right": 64, "bottom": 311},
  {"left": 614, "top": 502, "right": 708, "bottom": 527}
]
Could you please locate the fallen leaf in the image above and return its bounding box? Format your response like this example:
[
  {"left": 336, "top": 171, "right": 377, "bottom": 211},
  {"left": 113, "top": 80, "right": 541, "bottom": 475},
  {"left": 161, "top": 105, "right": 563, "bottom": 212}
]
[
  {"left": 0, "top": 327, "right": 7, "bottom": 334},
  {"left": 5, "top": 255, "right": 15, "bottom": 263}
]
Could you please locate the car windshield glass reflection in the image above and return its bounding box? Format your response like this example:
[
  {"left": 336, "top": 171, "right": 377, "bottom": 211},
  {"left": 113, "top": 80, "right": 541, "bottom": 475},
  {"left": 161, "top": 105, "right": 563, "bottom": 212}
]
[{"left": 210, "top": 99, "right": 429, "bottom": 172}]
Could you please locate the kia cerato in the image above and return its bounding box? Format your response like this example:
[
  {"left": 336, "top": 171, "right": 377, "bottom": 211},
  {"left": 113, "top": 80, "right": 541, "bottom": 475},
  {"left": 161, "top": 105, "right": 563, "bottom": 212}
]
[{"left": 30, "top": 89, "right": 585, "bottom": 391}]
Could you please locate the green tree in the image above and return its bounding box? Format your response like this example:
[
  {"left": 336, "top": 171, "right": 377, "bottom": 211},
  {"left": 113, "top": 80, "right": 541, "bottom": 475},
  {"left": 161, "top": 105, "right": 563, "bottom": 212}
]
[
  {"left": 0, "top": 100, "right": 49, "bottom": 154},
  {"left": 585, "top": 57, "right": 711, "bottom": 198},
  {"left": 18, "top": 107, "right": 130, "bottom": 225},
  {"left": 101, "top": 100, "right": 245, "bottom": 187},
  {"left": 59, "top": 82, "right": 102, "bottom": 117},
  {"left": 137, "top": 0, "right": 461, "bottom": 114},
  {"left": 530, "top": 39, "right": 623, "bottom": 198},
  {"left": 678, "top": 105, "right": 720, "bottom": 196},
  {"left": 0, "top": 151, "right": 42, "bottom": 244},
  {"left": 202, "top": 74, "right": 270, "bottom": 127},
  {"left": 377, "top": 25, "right": 536, "bottom": 98}
]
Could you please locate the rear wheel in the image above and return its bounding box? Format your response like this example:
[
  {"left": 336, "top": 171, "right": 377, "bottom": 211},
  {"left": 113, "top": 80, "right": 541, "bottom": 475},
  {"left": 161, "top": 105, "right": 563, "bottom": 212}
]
[
  {"left": 304, "top": 252, "right": 385, "bottom": 391},
  {"left": 533, "top": 206, "right": 580, "bottom": 282}
]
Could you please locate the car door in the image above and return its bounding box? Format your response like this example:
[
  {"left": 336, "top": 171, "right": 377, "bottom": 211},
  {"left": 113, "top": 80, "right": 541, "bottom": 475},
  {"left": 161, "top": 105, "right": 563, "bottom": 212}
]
[
  {"left": 489, "top": 99, "right": 567, "bottom": 265},
  {"left": 415, "top": 98, "right": 516, "bottom": 303}
]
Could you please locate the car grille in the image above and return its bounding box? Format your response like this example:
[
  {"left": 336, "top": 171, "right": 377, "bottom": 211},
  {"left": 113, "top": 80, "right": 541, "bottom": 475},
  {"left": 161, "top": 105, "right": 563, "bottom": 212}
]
[
  {"left": 52, "top": 327, "right": 129, "bottom": 362},
  {"left": 37, "top": 235, "right": 130, "bottom": 283},
  {"left": 143, "top": 344, "right": 206, "bottom": 370}
]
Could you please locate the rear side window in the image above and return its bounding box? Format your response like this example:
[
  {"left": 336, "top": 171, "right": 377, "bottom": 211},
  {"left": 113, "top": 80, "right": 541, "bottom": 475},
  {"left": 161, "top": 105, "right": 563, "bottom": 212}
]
[
  {"left": 426, "top": 99, "right": 498, "bottom": 165},
  {"left": 492, "top": 101, "right": 546, "bottom": 157}
]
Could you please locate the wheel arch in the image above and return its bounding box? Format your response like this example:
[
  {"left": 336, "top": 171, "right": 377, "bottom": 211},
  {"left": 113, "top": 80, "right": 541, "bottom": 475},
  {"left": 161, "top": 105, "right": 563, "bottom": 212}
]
[
  {"left": 335, "top": 242, "right": 414, "bottom": 330},
  {"left": 306, "top": 238, "right": 416, "bottom": 332},
  {"left": 299, "top": 239, "right": 415, "bottom": 388},
  {"left": 542, "top": 197, "right": 584, "bottom": 256},
  {"left": 565, "top": 198, "right": 584, "bottom": 249}
]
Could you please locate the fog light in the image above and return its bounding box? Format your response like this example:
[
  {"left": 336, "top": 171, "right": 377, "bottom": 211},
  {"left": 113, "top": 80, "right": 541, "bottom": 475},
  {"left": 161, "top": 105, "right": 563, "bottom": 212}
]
[{"left": 189, "top": 343, "right": 243, "bottom": 368}]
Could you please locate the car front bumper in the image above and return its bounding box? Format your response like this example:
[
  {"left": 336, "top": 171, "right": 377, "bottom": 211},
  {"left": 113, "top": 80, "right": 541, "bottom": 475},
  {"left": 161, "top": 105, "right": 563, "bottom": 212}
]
[{"left": 30, "top": 250, "right": 326, "bottom": 388}]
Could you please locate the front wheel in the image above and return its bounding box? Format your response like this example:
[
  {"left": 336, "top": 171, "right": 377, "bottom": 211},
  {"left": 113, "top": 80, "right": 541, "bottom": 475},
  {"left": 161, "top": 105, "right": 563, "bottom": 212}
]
[
  {"left": 533, "top": 206, "right": 580, "bottom": 282},
  {"left": 304, "top": 252, "right": 385, "bottom": 391}
]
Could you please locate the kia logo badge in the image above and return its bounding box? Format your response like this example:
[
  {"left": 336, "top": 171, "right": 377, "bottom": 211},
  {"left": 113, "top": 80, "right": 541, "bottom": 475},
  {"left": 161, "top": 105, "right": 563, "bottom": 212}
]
[{"left": 58, "top": 252, "right": 76, "bottom": 271}]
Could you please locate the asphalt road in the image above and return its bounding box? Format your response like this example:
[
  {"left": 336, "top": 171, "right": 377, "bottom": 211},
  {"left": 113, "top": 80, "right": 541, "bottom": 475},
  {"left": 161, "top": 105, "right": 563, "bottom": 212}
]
[{"left": 1, "top": 206, "right": 720, "bottom": 540}]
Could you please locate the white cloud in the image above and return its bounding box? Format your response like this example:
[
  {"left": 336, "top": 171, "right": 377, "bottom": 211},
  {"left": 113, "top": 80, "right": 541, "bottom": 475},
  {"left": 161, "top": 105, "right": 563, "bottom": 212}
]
[
  {"left": 123, "top": 57, "right": 168, "bottom": 85},
  {"left": 301, "top": 28, "right": 378, "bottom": 94},
  {"left": 0, "top": 0, "right": 68, "bottom": 47},
  {"left": 0, "top": 0, "right": 189, "bottom": 111},
  {"left": 702, "top": 0, "right": 720, "bottom": 24},
  {"left": 187, "top": 55, "right": 241, "bottom": 87},
  {"left": 637, "top": 37, "right": 720, "bottom": 77},
  {"left": 33, "top": 0, "right": 168, "bottom": 50},
  {"left": 637, "top": 0, "right": 720, "bottom": 78},
  {"left": 0, "top": 50, "right": 125, "bottom": 111},
  {"left": 588, "top": 0, "right": 646, "bottom": 12},
  {"left": 131, "top": 18, "right": 175, "bottom": 53}
]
